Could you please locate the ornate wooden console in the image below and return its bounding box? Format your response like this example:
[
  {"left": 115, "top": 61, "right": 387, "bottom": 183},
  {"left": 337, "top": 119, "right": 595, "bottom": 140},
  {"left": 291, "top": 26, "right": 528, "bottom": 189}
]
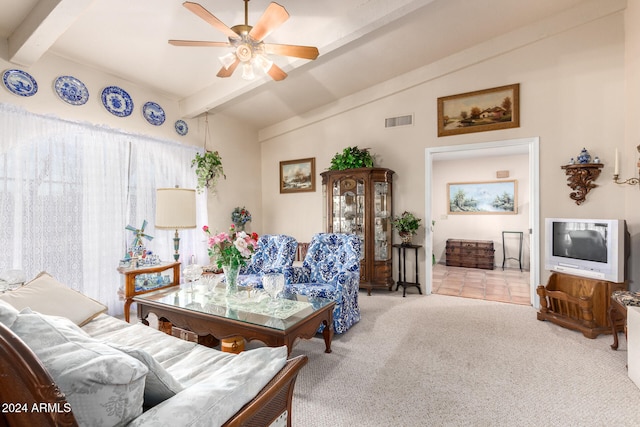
[{"left": 536, "top": 272, "right": 626, "bottom": 338}]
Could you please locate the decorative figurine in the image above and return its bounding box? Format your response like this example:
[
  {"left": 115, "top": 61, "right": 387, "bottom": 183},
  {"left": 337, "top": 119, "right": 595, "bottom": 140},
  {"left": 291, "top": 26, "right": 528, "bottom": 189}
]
[
  {"left": 593, "top": 156, "right": 600, "bottom": 163},
  {"left": 577, "top": 148, "right": 591, "bottom": 164},
  {"left": 569, "top": 158, "right": 575, "bottom": 165}
]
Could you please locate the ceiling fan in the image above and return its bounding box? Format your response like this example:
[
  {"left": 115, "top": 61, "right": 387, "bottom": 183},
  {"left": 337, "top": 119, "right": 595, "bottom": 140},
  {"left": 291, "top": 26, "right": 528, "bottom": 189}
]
[{"left": 169, "top": 1, "right": 319, "bottom": 81}]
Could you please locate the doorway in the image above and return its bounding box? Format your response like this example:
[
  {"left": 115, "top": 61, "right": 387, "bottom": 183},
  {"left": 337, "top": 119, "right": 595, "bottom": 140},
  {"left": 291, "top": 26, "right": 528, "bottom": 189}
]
[{"left": 424, "top": 137, "right": 540, "bottom": 307}]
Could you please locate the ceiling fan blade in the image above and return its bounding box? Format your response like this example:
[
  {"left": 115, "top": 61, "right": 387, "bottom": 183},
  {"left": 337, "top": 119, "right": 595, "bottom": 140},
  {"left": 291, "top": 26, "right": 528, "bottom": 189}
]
[
  {"left": 267, "top": 63, "right": 287, "bottom": 81},
  {"left": 249, "top": 2, "right": 290, "bottom": 42},
  {"left": 169, "top": 40, "right": 230, "bottom": 47},
  {"left": 216, "top": 58, "right": 240, "bottom": 78},
  {"left": 264, "top": 43, "right": 319, "bottom": 60},
  {"left": 183, "top": 1, "right": 239, "bottom": 40}
]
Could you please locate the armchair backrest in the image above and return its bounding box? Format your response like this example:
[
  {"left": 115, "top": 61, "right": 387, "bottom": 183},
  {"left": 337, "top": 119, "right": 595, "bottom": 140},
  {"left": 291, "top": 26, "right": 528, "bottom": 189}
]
[
  {"left": 243, "top": 234, "right": 298, "bottom": 275},
  {"left": 302, "top": 233, "right": 361, "bottom": 283}
]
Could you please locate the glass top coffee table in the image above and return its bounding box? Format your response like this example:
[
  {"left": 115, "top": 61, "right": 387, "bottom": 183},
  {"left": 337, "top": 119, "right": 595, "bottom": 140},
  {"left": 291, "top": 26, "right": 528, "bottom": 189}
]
[{"left": 133, "top": 280, "right": 335, "bottom": 356}]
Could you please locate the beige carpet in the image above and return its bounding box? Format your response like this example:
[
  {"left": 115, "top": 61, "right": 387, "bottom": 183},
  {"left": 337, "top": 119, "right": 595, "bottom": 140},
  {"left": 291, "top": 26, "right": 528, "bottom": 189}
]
[{"left": 289, "top": 291, "right": 640, "bottom": 426}]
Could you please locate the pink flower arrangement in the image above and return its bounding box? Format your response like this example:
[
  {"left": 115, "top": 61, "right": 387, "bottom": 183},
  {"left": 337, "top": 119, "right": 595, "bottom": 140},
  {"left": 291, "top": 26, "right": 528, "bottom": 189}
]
[{"left": 203, "top": 224, "right": 259, "bottom": 269}]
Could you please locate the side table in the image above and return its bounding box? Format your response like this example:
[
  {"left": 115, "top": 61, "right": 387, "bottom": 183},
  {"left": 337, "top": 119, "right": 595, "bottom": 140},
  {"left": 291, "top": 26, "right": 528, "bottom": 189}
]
[
  {"left": 393, "top": 244, "right": 423, "bottom": 297},
  {"left": 117, "top": 261, "right": 181, "bottom": 322}
]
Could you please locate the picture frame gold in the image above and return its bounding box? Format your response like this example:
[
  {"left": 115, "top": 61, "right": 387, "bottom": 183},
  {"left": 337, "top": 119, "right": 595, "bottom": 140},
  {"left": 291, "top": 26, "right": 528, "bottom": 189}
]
[
  {"left": 280, "top": 157, "right": 316, "bottom": 194},
  {"left": 448, "top": 180, "right": 518, "bottom": 214},
  {"left": 438, "top": 83, "right": 520, "bottom": 137}
]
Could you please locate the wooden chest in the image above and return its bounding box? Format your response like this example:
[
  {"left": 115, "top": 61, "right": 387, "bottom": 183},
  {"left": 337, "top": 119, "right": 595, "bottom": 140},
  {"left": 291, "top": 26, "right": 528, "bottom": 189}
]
[{"left": 445, "top": 239, "right": 495, "bottom": 270}]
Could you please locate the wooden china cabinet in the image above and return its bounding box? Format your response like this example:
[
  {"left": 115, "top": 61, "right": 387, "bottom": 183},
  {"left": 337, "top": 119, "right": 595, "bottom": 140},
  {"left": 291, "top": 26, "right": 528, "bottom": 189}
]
[{"left": 320, "top": 168, "right": 395, "bottom": 295}]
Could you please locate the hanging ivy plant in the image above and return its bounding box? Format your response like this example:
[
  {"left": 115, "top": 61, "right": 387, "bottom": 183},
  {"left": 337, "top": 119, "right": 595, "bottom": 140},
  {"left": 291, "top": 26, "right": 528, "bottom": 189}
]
[
  {"left": 328, "top": 146, "right": 375, "bottom": 170},
  {"left": 192, "top": 150, "right": 225, "bottom": 193}
]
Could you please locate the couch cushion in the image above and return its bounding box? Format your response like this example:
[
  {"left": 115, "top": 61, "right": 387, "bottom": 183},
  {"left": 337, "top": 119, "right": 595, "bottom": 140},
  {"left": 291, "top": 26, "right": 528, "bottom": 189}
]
[
  {"left": 0, "top": 271, "right": 107, "bottom": 326},
  {"left": 108, "top": 342, "right": 184, "bottom": 407},
  {"left": 10, "top": 308, "right": 147, "bottom": 426},
  {"left": 0, "top": 299, "right": 19, "bottom": 327},
  {"left": 128, "top": 346, "right": 288, "bottom": 427}
]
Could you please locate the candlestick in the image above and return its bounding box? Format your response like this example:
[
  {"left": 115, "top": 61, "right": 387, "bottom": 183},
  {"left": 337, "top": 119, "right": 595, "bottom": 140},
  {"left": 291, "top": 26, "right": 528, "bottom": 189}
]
[{"left": 614, "top": 148, "right": 619, "bottom": 175}]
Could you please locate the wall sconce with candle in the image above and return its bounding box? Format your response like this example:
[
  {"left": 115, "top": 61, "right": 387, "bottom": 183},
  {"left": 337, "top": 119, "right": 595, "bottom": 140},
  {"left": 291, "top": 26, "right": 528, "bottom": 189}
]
[{"left": 613, "top": 145, "right": 640, "bottom": 186}]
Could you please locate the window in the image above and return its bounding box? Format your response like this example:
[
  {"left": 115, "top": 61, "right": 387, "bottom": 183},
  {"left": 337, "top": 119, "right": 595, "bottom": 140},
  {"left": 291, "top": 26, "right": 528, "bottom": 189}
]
[{"left": 0, "top": 103, "right": 207, "bottom": 314}]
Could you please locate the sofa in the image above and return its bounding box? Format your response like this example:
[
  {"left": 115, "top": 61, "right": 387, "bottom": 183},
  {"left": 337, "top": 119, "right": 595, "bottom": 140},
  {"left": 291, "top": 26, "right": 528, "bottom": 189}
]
[{"left": 0, "top": 272, "right": 307, "bottom": 427}]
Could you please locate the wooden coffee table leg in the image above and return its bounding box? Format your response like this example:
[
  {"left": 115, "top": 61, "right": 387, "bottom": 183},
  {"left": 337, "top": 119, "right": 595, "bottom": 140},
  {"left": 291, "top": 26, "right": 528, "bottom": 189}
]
[{"left": 322, "top": 320, "right": 333, "bottom": 354}]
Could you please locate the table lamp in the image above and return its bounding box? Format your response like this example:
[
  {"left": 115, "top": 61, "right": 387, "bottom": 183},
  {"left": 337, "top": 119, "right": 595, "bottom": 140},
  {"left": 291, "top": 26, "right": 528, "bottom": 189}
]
[{"left": 155, "top": 187, "right": 196, "bottom": 261}]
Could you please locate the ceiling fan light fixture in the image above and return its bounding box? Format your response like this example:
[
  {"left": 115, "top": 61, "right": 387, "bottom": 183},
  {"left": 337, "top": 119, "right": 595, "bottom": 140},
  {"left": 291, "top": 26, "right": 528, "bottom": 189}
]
[
  {"left": 219, "top": 52, "right": 237, "bottom": 70},
  {"left": 236, "top": 43, "right": 253, "bottom": 62},
  {"left": 241, "top": 62, "right": 255, "bottom": 80},
  {"left": 254, "top": 54, "right": 273, "bottom": 73}
]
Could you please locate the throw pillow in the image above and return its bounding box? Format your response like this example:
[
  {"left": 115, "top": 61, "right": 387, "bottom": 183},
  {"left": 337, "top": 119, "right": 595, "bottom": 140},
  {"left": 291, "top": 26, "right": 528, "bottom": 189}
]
[
  {"left": 0, "top": 299, "right": 19, "bottom": 327},
  {"left": 108, "top": 343, "right": 184, "bottom": 407},
  {"left": 0, "top": 271, "right": 107, "bottom": 326},
  {"left": 10, "top": 309, "right": 148, "bottom": 426}
]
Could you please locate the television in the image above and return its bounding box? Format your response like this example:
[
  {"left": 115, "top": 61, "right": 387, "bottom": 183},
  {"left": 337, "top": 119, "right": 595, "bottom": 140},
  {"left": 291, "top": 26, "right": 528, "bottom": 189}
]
[{"left": 545, "top": 218, "right": 628, "bottom": 283}]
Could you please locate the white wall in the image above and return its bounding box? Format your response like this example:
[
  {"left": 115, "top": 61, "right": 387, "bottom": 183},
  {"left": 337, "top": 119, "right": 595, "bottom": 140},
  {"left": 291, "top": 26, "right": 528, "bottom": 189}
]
[
  {"left": 432, "top": 154, "right": 530, "bottom": 269},
  {"left": 260, "top": 8, "right": 639, "bottom": 292}
]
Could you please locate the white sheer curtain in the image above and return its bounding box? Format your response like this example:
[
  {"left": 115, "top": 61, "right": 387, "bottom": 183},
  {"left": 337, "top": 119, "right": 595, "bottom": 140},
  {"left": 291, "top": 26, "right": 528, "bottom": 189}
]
[
  {"left": 0, "top": 103, "right": 208, "bottom": 315},
  {"left": 128, "top": 138, "right": 209, "bottom": 267}
]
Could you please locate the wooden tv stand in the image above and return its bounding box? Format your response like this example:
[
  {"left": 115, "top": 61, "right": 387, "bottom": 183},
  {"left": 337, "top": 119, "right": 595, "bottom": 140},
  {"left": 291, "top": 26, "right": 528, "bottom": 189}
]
[{"left": 536, "top": 272, "right": 626, "bottom": 338}]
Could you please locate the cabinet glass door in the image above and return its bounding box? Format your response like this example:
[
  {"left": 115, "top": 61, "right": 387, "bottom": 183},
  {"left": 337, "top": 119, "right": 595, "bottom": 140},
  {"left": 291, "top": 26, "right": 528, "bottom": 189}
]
[
  {"left": 374, "top": 182, "right": 391, "bottom": 261},
  {"left": 331, "top": 178, "right": 365, "bottom": 259}
]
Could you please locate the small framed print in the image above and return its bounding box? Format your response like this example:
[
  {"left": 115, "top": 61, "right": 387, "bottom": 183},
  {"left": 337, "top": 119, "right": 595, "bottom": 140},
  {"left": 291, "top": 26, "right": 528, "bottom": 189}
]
[{"left": 280, "top": 158, "right": 316, "bottom": 194}]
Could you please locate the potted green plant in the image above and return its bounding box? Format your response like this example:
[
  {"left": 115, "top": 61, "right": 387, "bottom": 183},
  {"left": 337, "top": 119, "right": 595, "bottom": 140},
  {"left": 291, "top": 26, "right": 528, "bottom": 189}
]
[
  {"left": 192, "top": 150, "right": 225, "bottom": 193},
  {"left": 391, "top": 211, "right": 422, "bottom": 244},
  {"left": 328, "top": 146, "right": 374, "bottom": 170}
]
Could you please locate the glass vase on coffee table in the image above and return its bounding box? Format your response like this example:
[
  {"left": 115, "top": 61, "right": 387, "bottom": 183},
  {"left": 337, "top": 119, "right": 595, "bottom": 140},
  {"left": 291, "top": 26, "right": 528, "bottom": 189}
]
[{"left": 222, "top": 263, "right": 240, "bottom": 294}]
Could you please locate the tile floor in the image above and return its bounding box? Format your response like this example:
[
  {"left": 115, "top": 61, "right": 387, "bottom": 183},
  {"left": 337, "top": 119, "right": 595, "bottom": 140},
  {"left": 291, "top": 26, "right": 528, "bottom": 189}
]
[{"left": 432, "top": 263, "right": 531, "bottom": 306}]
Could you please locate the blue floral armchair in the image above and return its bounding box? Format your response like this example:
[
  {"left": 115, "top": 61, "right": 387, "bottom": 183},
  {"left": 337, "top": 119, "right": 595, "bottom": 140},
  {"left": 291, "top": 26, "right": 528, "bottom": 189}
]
[
  {"left": 285, "top": 233, "right": 361, "bottom": 334},
  {"left": 238, "top": 234, "right": 298, "bottom": 287}
]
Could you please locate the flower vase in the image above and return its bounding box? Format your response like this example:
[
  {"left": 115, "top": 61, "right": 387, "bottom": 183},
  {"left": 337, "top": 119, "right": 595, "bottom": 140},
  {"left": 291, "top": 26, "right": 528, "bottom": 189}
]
[{"left": 222, "top": 264, "right": 240, "bottom": 294}]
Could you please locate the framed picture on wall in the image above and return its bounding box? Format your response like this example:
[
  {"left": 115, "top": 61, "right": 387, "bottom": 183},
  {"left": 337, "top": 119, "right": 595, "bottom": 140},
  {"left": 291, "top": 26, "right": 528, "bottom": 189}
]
[
  {"left": 280, "top": 157, "right": 316, "bottom": 193},
  {"left": 437, "top": 83, "right": 520, "bottom": 137},
  {"left": 448, "top": 180, "right": 518, "bottom": 214}
]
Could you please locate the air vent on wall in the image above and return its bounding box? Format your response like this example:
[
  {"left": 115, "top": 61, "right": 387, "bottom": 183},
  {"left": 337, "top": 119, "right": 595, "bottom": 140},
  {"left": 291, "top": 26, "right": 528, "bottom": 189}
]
[{"left": 385, "top": 114, "right": 413, "bottom": 128}]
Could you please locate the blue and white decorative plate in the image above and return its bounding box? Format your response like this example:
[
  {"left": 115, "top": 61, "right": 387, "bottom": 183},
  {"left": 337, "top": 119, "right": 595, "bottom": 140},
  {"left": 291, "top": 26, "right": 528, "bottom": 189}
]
[
  {"left": 175, "top": 120, "right": 188, "bottom": 136},
  {"left": 54, "top": 75, "right": 89, "bottom": 105},
  {"left": 2, "top": 69, "right": 38, "bottom": 97},
  {"left": 142, "top": 101, "right": 166, "bottom": 126},
  {"left": 101, "top": 86, "right": 133, "bottom": 117}
]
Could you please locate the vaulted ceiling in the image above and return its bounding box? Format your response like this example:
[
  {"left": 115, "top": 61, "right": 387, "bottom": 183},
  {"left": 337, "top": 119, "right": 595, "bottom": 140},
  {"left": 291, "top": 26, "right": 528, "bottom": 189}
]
[{"left": 0, "top": 0, "right": 590, "bottom": 129}]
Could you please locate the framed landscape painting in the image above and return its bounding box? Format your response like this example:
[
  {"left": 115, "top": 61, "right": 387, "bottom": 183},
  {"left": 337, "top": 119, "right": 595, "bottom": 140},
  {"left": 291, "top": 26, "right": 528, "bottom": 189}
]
[
  {"left": 448, "top": 180, "right": 518, "bottom": 214},
  {"left": 280, "top": 157, "right": 316, "bottom": 193},
  {"left": 437, "top": 83, "right": 520, "bottom": 137}
]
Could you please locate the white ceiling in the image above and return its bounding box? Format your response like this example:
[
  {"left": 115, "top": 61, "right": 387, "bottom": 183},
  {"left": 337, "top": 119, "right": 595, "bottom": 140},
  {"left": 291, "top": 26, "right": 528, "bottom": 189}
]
[{"left": 0, "top": 0, "right": 590, "bottom": 130}]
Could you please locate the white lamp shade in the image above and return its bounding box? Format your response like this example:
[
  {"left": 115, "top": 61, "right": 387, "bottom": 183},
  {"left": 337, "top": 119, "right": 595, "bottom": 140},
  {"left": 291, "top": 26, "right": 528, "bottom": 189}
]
[{"left": 155, "top": 188, "right": 197, "bottom": 229}]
